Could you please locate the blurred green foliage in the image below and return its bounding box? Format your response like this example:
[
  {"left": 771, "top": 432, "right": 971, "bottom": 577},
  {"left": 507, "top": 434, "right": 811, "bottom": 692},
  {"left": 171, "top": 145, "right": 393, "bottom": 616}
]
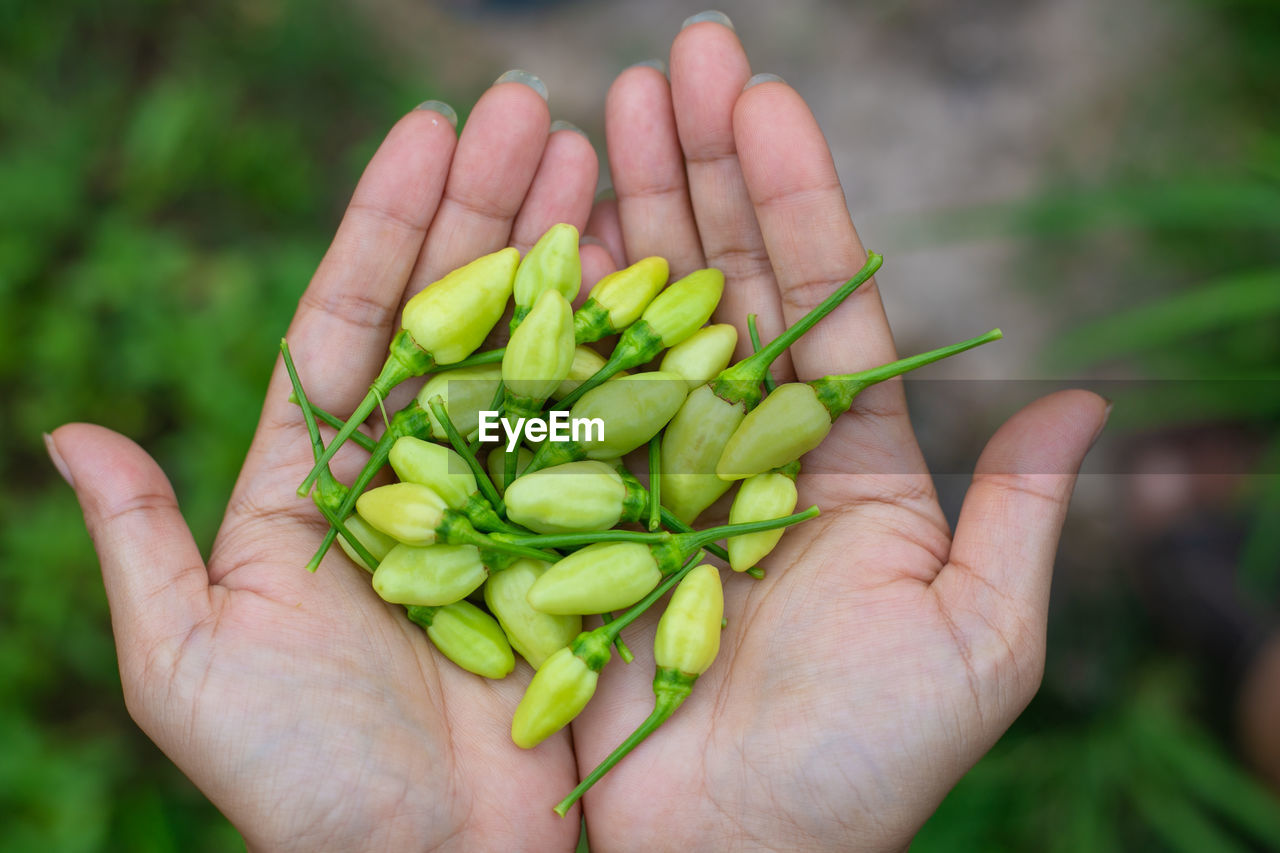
[
  {"left": 917, "top": 0, "right": 1280, "bottom": 848},
  {"left": 1, "top": 0, "right": 423, "bottom": 847}
]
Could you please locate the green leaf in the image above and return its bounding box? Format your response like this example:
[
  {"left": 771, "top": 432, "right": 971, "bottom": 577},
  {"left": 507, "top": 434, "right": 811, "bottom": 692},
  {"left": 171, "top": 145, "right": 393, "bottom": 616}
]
[{"left": 1044, "top": 268, "right": 1280, "bottom": 370}]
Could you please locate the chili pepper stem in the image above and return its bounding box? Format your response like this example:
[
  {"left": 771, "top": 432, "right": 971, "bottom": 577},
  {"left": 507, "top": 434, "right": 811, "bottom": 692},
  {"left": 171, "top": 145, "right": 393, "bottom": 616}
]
[
  {"left": 597, "top": 555, "right": 701, "bottom": 643},
  {"left": 813, "top": 328, "right": 1003, "bottom": 420},
  {"left": 553, "top": 669, "right": 694, "bottom": 816},
  {"left": 712, "top": 253, "right": 882, "bottom": 408},
  {"left": 597, "top": 612, "right": 635, "bottom": 663},
  {"left": 437, "top": 347, "right": 507, "bottom": 371},
  {"left": 287, "top": 395, "right": 378, "bottom": 452},
  {"left": 427, "top": 396, "right": 505, "bottom": 513},
  {"left": 746, "top": 314, "right": 777, "bottom": 395},
  {"left": 441, "top": 514, "right": 559, "bottom": 563},
  {"left": 556, "top": 320, "right": 661, "bottom": 409},
  {"left": 658, "top": 507, "right": 730, "bottom": 564},
  {"left": 280, "top": 339, "right": 381, "bottom": 572},
  {"left": 647, "top": 436, "right": 662, "bottom": 532},
  {"left": 502, "top": 506, "right": 819, "bottom": 552},
  {"left": 297, "top": 330, "right": 434, "bottom": 496}
]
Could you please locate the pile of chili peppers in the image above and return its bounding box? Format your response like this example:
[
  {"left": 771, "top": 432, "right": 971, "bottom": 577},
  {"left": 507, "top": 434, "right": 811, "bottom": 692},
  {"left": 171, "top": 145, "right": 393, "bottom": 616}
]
[{"left": 286, "top": 223, "right": 1001, "bottom": 815}]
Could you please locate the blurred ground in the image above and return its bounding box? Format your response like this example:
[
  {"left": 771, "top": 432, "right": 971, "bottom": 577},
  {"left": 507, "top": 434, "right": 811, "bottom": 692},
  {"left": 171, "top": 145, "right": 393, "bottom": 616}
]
[{"left": 355, "top": 0, "right": 1179, "bottom": 374}]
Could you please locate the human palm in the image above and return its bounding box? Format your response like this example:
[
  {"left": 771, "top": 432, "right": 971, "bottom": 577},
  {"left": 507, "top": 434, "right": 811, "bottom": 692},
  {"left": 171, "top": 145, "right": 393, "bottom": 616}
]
[{"left": 50, "top": 20, "right": 1106, "bottom": 853}]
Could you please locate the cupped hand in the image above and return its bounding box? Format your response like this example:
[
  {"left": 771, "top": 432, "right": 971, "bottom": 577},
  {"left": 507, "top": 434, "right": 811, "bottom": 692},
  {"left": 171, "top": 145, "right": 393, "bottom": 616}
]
[
  {"left": 567, "top": 20, "right": 1108, "bottom": 852},
  {"left": 49, "top": 78, "right": 605, "bottom": 852}
]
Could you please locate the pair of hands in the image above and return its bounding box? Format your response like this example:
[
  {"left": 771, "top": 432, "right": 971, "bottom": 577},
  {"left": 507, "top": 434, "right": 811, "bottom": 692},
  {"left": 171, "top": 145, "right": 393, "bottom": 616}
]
[{"left": 48, "top": 19, "right": 1107, "bottom": 853}]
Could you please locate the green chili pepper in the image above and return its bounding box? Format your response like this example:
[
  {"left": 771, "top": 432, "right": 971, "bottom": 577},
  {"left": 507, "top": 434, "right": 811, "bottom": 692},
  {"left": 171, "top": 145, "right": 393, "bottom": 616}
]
[
  {"left": 717, "top": 328, "right": 1003, "bottom": 480},
  {"left": 524, "top": 371, "right": 690, "bottom": 472},
  {"left": 487, "top": 445, "right": 533, "bottom": 495},
  {"left": 558, "top": 267, "right": 725, "bottom": 407},
  {"left": 550, "top": 346, "right": 612, "bottom": 401},
  {"left": 522, "top": 506, "right": 819, "bottom": 614},
  {"left": 511, "top": 223, "right": 581, "bottom": 332},
  {"left": 504, "top": 461, "right": 646, "bottom": 534},
  {"left": 572, "top": 256, "right": 669, "bottom": 344},
  {"left": 660, "top": 253, "right": 883, "bottom": 523},
  {"left": 503, "top": 289, "right": 577, "bottom": 418},
  {"left": 354, "top": 482, "right": 554, "bottom": 562},
  {"left": 407, "top": 601, "right": 515, "bottom": 680},
  {"left": 387, "top": 436, "right": 520, "bottom": 535},
  {"left": 421, "top": 364, "right": 504, "bottom": 441},
  {"left": 373, "top": 542, "right": 514, "bottom": 607},
  {"left": 659, "top": 323, "right": 738, "bottom": 390},
  {"left": 725, "top": 462, "right": 800, "bottom": 572},
  {"left": 334, "top": 511, "right": 398, "bottom": 573},
  {"left": 298, "top": 247, "right": 519, "bottom": 497},
  {"left": 511, "top": 554, "right": 703, "bottom": 748},
  {"left": 484, "top": 559, "right": 582, "bottom": 669},
  {"left": 553, "top": 564, "right": 723, "bottom": 815},
  {"left": 510, "top": 643, "right": 602, "bottom": 748}
]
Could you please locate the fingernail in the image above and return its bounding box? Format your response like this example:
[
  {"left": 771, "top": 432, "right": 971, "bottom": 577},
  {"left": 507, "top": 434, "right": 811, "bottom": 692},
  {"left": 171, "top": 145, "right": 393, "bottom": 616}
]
[
  {"left": 1090, "top": 398, "right": 1113, "bottom": 447},
  {"left": 628, "top": 58, "right": 668, "bottom": 77},
  {"left": 414, "top": 100, "right": 458, "bottom": 128},
  {"left": 494, "top": 69, "right": 548, "bottom": 101},
  {"left": 594, "top": 186, "right": 616, "bottom": 202},
  {"left": 44, "top": 432, "right": 74, "bottom": 488},
  {"left": 682, "top": 10, "right": 734, "bottom": 31},
  {"left": 549, "top": 119, "right": 587, "bottom": 138},
  {"left": 743, "top": 73, "right": 784, "bottom": 91}
]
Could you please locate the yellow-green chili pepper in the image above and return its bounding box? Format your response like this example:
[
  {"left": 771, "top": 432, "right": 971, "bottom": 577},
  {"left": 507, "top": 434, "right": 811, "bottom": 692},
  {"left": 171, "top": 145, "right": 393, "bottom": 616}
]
[
  {"left": 504, "top": 461, "right": 647, "bottom": 534},
  {"left": 524, "top": 371, "right": 689, "bottom": 472},
  {"left": 551, "top": 346, "right": 618, "bottom": 401},
  {"left": 487, "top": 445, "right": 533, "bottom": 495},
  {"left": 511, "top": 556, "right": 704, "bottom": 748},
  {"left": 553, "top": 564, "right": 724, "bottom": 815},
  {"left": 558, "top": 267, "right": 725, "bottom": 407},
  {"left": 511, "top": 223, "right": 581, "bottom": 331},
  {"left": 422, "top": 364, "right": 504, "bottom": 441},
  {"left": 355, "top": 482, "right": 555, "bottom": 562},
  {"left": 373, "top": 542, "right": 500, "bottom": 607},
  {"left": 659, "top": 323, "right": 738, "bottom": 390},
  {"left": 510, "top": 642, "right": 603, "bottom": 748},
  {"left": 503, "top": 288, "right": 577, "bottom": 419},
  {"left": 299, "top": 247, "right": 518, "bottom": 497},
  {"left": 717, "top": 329, "right": 1003, "bottom": 480},
  {"left": 521, "top": 506, "right": 820, "bottom": 614},
  {"left": 484, "top": 559, "right": 581, "bottom": 669},
  {"left": 572, "top": 256, "right": 669, "bottom": 344},
  {"left": 725, "top": 462, "right": 800, "bottom": 572},
  {"left": 334, "top": 511, "right": 398, "bottom": 573},
  {"left": 407, "top": 601, "right": 515, "bottom": 679},
  {"left": 660, "top": 254, "right": 883, "bottom": 523}
]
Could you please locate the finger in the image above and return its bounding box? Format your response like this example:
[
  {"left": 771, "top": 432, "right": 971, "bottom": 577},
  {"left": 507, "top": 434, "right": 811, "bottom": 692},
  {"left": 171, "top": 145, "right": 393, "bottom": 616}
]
[
  {"left": 584, "top": 192, "right": 626, "bottom": 270},
  {"left": 408, "top": 72, "right": 551, "bottom": 295},
  {"left": 579, "top": 239, "right": 618, "bottom": 298},
  {"left": 933, "top": 391, "right": 1109, "bottom": 663},
  {"left": 274, "top": 105, "right": 458, "bottom": 420},
  {"left": 47, "top": 425, "right": 212, "bottom": 665},
  {"left": 671, "top": 19, "right": 789, "bottom": 368},
  {"left": 509, "top": 121, "right": 600, "bottom": 285},
  {"left": 605, "top": 63, "right": 705, "bottom": 274},
  {"left": 734, "top": 79, "right": 926, "bottom": 478}
]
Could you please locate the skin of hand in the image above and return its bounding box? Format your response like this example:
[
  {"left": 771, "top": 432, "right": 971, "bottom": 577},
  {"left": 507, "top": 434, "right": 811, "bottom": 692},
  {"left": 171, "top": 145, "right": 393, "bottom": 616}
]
[
  {"left": 45, "top": 20, "right": 1109, "bottom": 853},
  {"left": 46, "top": 77, "right": 607, "bottom": 852},
  {"left": 567, "top": 20, "right": 1109, "bottom": 853}
]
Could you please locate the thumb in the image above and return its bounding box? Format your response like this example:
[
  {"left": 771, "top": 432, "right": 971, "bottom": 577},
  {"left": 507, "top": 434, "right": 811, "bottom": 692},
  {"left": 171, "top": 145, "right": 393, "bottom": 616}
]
[
  {"left": 46, "top": 424, "right": 212, "bottom": 676},
  {"left": 932, "top": 390, "right": 1109, "bottom": 681}
]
